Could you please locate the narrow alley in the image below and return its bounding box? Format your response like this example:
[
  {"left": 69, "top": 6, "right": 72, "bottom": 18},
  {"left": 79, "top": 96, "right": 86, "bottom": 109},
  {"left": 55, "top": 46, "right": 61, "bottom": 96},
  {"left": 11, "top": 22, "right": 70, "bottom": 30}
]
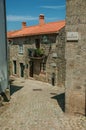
[{"left": 0, "top": 78, "right": 86, "bottom": 130}]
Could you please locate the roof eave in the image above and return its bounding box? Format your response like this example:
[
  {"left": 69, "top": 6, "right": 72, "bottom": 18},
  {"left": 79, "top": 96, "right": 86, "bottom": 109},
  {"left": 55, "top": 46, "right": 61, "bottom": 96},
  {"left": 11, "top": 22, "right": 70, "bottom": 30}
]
[{"left": 7, "top": 31, "right": 59, "bottom": 39}]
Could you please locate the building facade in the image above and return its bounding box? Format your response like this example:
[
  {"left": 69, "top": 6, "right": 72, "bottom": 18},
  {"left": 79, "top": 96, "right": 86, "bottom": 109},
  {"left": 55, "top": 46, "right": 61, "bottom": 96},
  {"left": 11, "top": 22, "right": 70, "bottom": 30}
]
[
  {"left": 65, "top": 0, "right": 86, "bottom": 115},
  {"left": 8, "top": 15, "right": 66, "bottom": 87}
]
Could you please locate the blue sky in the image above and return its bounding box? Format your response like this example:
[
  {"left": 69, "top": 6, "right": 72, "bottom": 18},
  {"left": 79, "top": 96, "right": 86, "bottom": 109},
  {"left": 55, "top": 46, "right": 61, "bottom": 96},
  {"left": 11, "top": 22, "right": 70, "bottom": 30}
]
[{"left": 6, "top": 0, "right": 66, "bottom": 31}]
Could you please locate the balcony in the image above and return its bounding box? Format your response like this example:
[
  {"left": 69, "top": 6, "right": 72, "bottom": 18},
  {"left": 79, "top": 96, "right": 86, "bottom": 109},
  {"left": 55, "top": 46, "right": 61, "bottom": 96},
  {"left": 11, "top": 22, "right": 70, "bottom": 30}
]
[{"left": 28, "top": 48, "right": 45, "bottom": 60}]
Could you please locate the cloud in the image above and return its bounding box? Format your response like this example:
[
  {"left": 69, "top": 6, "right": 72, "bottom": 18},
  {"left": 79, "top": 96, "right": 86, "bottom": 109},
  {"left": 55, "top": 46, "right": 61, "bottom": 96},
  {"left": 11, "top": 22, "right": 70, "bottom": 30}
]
[
  {"left": 7, "top": 15, "right": 64, "bottom": 23},
  {"left": 46, "top": 17, "right": 60, "bottom": 21},
  {"left": 7, "top": 15, "right": 38, "bottom": 22},
  {"left": 40, "top": 5, "right": 65, "bottom": 9}
]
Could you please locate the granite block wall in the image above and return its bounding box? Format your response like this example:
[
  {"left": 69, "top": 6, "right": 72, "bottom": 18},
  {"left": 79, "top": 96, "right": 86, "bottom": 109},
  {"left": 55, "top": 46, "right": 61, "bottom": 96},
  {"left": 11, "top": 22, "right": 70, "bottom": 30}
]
[{"left": 65, "top": 0, "right": 86, "bottom": 115}]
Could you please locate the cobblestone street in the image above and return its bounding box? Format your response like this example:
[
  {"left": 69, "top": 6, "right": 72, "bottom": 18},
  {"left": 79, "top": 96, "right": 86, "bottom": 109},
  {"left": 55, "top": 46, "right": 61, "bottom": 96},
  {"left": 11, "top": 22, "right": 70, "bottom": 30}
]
[{"left": 0, "top": 78, "right": 86, "bottom": 130}]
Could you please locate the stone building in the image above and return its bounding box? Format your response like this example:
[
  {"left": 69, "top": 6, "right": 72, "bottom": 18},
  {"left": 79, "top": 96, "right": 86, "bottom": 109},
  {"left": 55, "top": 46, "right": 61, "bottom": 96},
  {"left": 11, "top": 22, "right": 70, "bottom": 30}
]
[
  {"left": 8, "top": 14, "right": 66, "bottom": 87},
  {"left": 65, "top": 0, "right": 86, "bottom": 115}
]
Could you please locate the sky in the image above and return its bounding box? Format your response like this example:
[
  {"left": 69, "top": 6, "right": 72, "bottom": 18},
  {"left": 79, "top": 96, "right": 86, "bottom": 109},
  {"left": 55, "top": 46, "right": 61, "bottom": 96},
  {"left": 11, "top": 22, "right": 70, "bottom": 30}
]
[{"left": 6, "top": 0, "right": 66, "bottom": 31}]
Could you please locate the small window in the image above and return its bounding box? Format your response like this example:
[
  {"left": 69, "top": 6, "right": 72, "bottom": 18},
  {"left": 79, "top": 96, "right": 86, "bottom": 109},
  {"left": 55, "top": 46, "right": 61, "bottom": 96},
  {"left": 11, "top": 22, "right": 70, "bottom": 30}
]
[
  {"left": 8, "top": 39, "right": 13, "bottom": 45},
  {"left": 18, "top": 45, "right": 23, "bottom": 54}
]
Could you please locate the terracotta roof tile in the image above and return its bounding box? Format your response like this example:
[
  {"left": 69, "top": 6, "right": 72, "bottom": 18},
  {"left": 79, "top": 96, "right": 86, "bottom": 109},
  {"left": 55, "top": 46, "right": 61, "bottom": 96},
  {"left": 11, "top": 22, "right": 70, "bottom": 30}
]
[{"left": 7, "top": 20, "right": 65, "bottom": 38}]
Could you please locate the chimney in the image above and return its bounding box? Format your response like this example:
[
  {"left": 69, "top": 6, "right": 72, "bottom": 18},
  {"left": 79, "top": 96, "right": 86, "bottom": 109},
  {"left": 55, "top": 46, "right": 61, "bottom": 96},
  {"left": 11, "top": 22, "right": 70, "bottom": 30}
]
[
  {"left": 22, "top": 22, "right": 27, "bottom": 29},
  {"left": 39, "top": 14, "right": 45, "bottom": 25}
]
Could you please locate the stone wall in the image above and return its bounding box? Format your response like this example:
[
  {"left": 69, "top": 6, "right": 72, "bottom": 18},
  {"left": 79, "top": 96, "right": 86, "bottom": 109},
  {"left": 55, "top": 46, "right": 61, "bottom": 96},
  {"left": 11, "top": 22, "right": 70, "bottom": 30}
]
[
  {"left": 46, "top": 28, "right": 66, "bottom": 87},
  {"left": 56, "top": 28, "right": 66, "bottom": 87},
  {"left": 9, "top": 43, "right": 29, "bottom": 78},
  {"left": 65, "top": 0, "right": 86, "bottom": 115}
]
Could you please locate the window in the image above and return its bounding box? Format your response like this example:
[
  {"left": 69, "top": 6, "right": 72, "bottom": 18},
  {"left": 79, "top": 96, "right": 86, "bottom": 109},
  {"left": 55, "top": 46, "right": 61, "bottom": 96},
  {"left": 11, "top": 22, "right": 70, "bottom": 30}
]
[
  {"left": 13, "top": 61, "right": 17, "bottom": 74},
  {"left": 8, "top": 39, "right": 13, "bottom": 45},
  {"left": 18, "top": 45, "right": 23, "bottom": 54}
]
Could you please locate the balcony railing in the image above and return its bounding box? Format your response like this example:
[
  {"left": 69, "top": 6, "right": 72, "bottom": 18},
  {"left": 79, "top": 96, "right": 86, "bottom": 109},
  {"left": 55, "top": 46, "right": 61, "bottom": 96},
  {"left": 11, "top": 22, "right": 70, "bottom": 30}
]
[{"left": 28, "top": 48, "right": 45, "bottom": 59}]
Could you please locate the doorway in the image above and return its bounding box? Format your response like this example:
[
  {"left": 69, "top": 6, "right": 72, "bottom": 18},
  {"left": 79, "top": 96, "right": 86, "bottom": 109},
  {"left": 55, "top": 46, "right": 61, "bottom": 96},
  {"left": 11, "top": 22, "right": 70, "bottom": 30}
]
[
  {"left": 20, "top": 63, "right": 24, "bottom": 77},
  {"left": 52, "top": 73, "right": 55, "bottom": 86},
  {"left": 13, "top": 60, "right": 17, "bottom": 74}
]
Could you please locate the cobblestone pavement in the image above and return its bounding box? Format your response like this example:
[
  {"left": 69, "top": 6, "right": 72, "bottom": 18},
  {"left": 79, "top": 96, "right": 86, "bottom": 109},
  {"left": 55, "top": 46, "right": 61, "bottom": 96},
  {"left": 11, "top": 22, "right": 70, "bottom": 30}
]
[{"left": 0, "top": 78, "right": 86, "bottom": 130}]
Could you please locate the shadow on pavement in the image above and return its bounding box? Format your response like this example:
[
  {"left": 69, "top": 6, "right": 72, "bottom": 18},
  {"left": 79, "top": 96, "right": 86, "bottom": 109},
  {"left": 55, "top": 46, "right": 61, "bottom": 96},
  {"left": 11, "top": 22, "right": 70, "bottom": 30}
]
[
  {"left": 51, "top": 92, "right": 65, "bottom": 112},
  {"left": 10, "top": 85, "right": 23, "bottom": 95}
]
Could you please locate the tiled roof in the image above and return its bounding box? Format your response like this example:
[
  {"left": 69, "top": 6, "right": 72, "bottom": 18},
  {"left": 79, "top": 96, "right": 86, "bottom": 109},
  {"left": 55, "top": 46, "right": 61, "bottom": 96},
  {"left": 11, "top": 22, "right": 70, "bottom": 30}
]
[{"left": 7, "top": 20, "right": 65, "bottom": 38}]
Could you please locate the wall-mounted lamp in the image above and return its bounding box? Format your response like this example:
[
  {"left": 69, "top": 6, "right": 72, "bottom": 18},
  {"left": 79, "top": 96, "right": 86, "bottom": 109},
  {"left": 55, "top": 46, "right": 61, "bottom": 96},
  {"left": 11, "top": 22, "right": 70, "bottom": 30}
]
[
  {"left": 42, "top": 35, "right": 48, "bottom": 43},
  {"left": 52, "top": 53, "right": 57, "bottom": 58}
]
